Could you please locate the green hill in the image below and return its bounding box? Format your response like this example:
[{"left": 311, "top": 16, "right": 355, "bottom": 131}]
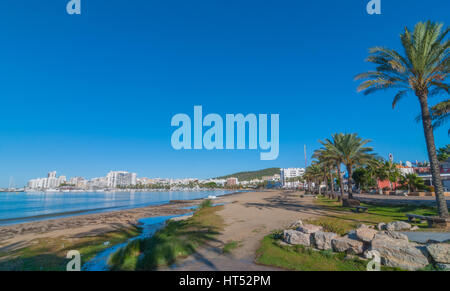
[{"left": 215, "top": 168, "right": 280, "bottom": 181}]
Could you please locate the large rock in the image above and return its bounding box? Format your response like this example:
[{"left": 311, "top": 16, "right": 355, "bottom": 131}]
[
  {"left": 377, "top": 222, "right": 386, "bottom": 231},
  {"left": 436, "top": 263, "right": 450, "bottom": 271},
  {"left": 426, "top": 243, "right": 450, "bottom": 264},
  {"left": 331, "top": 237, "right": 364, "bottom": 254},
  {"left": 370, "top": 233, "right": 429, "bottom": 270},
  {"left": 383, "top": 230, "right": 409, "bottom": 241},
  {"left": 283, "top": 230, "right": 311, "bottom": 246},
  {"left": 289, "top": 219, "right": 303, "bottom": 229},
  {"left": 297, "top": 224, "right": 323, "bottom": 234},
  {"left": 355, "top": 228, "right": 378, "bottom": 243},
  {"left": 385, "top": 221, "right": 411, "bottom": 231},
  {"left": 312, "top": 231, "right": 338, "bottom": 250}
]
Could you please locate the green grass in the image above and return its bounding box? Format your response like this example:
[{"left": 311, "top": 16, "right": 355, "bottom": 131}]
[
  {"left": 222, "top": 241, "right": 241, "bottom": 254},
  {"left": 256, "top": 232, "right": 368, "bottom": 271},
  {"left": 310, "top": 196, "right": 441, "bottom": 234},
  {"left": 109, "top": 204, "right": 225, "bottom": 270},
  {"left": 256, "top": 232, "right": 401, "bottom": 271},
  {"left": 254, "top": 196, "right": 441, "bottom": 271},
  {"left": 0, "top": 226, "right": 141, "bottom": 271}
]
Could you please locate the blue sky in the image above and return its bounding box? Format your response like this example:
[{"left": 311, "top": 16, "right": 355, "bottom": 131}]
[{"left": 0, "top": 0, "right": 449, "bottom": 187}]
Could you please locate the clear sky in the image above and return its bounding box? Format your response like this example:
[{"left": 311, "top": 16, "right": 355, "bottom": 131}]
[{"left": 0, "top": 1, "right": 449, "bottom": 187}]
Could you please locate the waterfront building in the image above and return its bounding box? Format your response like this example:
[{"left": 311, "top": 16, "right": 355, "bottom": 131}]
[
  {"left": 280, "top": 168, "right": 305, "bottom": 187},
  {"left": 106, "top": 171, "right": 138, "bottom": 188}
]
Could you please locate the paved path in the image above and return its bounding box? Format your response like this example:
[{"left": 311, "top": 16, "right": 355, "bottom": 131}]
[
  {"left": 401, "top": 231, "right": 450, "bottom": 243},
  {"left": 161, "top": 190, "right": 323, "bottom": 271}
]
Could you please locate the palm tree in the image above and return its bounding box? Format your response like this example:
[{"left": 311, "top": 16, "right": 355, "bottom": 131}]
[
  {"left": 321, "top": 133, "right": 376, "bottom": 199},
  {"left": 316, "top": 138, "right": 345, "bottom": 202},
  {"left": 437, "top": 144, "right": 450, "bottom": 162},
  {"left": 356, "top": 21, "right": 449, "bottom": 218},
  {"left": 313, "top": 148, "right": 336, "bottom": 198},
  {"left": 400, "top": 173, "right": 426, "bottom": 194}
]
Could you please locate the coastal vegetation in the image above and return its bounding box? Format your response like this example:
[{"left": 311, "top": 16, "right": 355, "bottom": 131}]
[
  {"left": 0, "top": 226, "right": 140, "bottom": 271},
  {"left": 109, "top": 201, "right": 224, "bottom": 270},
  {"left": 355, "top": 21, "right": 449, "bottom": 218},
  {"left": 216, "top": 167, "right": 280, "bottom": 181},
  {"left": 255, "top": 196, "right": 444, "bottom": 271}
]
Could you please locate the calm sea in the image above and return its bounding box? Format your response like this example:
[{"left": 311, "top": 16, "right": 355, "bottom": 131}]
[{"left": 0, "top": 190, "right": 234, "bottom": 226}]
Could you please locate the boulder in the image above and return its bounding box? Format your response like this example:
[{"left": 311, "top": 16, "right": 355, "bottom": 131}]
[
  {"left": 312, "top": 231, "right": 338, "bottom": 250},
  {"left": 297, "top": 224, "right": 323, "bottom": 234},
  {"left": 370, "top": 233, "right": 429, "bottom": 270},
  {"left": 377, "top": 222, "right": 386, "bottom": 231},
  {"left": 342, "top": 199, "right": 360, "bottom": 207},
  {"left": 426, "top": 243, "right": 450, "bottom": 264},
  {"left": 385, "top": 221, "right": 411, "bottom": 231},
  {"left": 283, "top": 230, "right": 311, "bottom": 246},
  {"left": 355, "top": 228, "right": 378, "bottom": 243},
  {"left": 331, "top": 237, "right": 364, "bottom": 254},
  {"left": 289, "top": 219, "right": 303, "bottom": 229},
  {"left": 383, "top": 230, "right": 409, "bottom": 241},
  {"left": 436, "top": 263, "right": 450, "bottom": 271}
]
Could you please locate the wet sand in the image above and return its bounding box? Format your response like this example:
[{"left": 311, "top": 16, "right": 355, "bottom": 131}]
[{"left": 0, "top": 200, "right": 199, "bottom": 250}]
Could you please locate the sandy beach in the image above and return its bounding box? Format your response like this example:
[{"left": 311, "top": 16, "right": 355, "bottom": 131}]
[
  {"left": 0, "top": 190, "right": 318, "bottom": 265},
  {"left": 0, "top": 199, "right": 198, "bottom": 252},
  {"left": 162, "top": 190, "right": 323, "bottom": 270}
]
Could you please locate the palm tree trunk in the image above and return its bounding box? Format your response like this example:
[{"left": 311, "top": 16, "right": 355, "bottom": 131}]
[
  {"left": 347, "top": 165, "right": 353, "bottom": 200},
  {"left": 418, "top": 93, "right": 449, "bottom": 218},
  {"left": 329, "top": 166, "right": 335, "bottom": 199},
  {"left": 336, "top": 163, "right": 344, "bottom": 202}
]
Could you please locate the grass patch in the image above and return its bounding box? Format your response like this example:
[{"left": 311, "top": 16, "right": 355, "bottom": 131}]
[
  {"left": 256, "top": 232, "right": 400, "bottom": 271},
  {"left": 311, "top": 196, "right": 441, "bottom": 233},
  {"left": 255, "top": 232, "right": 367, "bottom": 271},
  {"left": 109, "top": 205, "right": 224, "bottom": 270},
  {"left": 222, "top": 241, "right": 241, "bottom": 254},
  {"left": 0, "top": 226, "right": 140, "bottom": 271}
]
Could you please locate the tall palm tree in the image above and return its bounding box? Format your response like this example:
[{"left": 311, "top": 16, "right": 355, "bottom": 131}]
[
  {"left": 313, "top": 149, "right": 332, "bottom": 197},
  {"left": 319, "top": 135, "right": 345, "bottom": 200},
  {"left": 356, "top": 21, "right": 449, "bottom": 218},
  {"left": 322, "top": 133, "right": 376, "bottom": 199}
]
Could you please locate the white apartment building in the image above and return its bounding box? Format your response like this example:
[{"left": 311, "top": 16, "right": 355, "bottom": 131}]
[
  {"left": 280, "top": 168, "right": 305, "bottom": 187},
  {"left": 106, "top": 171, "right": 137, "bottom": 188}
]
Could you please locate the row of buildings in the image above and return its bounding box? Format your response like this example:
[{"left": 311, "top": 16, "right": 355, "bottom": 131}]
[
  {"left": 25, "top": 168, "right": 304, "bottom": 191},
  {"left": 27, "top": 171, "right": 139, "bottom": 190}
]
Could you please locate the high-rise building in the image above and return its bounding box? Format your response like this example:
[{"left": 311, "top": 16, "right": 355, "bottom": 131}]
[{"left": 106, "top": 171, "right": 138, "bottom": 188}]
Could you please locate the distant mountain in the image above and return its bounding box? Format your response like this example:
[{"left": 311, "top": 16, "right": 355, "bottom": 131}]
[{"left": 215, "top": 168, "right": 280, "bottom": 181}]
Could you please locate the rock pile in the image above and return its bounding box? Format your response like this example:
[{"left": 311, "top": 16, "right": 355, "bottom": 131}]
[{"left": 282, "top": 219, "right": 449, "bottom": 271}]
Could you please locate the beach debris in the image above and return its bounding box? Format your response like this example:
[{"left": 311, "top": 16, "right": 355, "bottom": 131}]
[{"left": 103, "top": 241, "right": 110, "bottom": 246}]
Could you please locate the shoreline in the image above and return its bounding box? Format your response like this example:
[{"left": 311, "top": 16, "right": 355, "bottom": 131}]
[
  {"left": 0, "top": 191, "right": 244, "bottom": 248},
  {"left": 0, "top": 190, "right": 244, "bottom": 227}
]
